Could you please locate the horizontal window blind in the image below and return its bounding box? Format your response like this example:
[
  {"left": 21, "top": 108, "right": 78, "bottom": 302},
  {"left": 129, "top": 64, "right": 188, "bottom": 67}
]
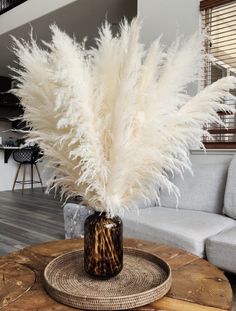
[{"left": 201, "top": 0, "right": 236, "bottom": 149}]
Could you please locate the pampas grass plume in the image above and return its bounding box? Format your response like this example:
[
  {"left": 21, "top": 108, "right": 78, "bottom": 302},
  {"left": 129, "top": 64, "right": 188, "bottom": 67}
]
[{"left": 11, "top": 19, "right": 236, "bottom": 215}]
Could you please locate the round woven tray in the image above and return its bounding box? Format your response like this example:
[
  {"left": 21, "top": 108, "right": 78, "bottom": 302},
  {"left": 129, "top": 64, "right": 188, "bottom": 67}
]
[{"left": 44, "top": 247, "right": 172, "bottom": 310}]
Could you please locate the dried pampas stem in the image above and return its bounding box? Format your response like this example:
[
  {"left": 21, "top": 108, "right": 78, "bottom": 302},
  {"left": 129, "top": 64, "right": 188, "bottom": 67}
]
[{"left": 11, "top": 19, "right": 236, "bottom": 215}]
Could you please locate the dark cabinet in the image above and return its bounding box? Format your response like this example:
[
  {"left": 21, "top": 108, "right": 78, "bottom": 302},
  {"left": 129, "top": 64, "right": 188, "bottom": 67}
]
[{"left": 0, "top": 76, "right": 23, "bottom": 119}]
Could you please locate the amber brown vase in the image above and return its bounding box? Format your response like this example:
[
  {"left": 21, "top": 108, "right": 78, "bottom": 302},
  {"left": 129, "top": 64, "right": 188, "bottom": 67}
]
[{"left": 84, "top": 211, "right": 123, "bottom": 279}]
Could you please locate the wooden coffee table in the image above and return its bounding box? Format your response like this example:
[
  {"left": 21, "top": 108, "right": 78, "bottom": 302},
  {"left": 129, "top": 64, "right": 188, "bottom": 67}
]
[{"left": 0, "top": 239, "right": 232, "bottom": 310}]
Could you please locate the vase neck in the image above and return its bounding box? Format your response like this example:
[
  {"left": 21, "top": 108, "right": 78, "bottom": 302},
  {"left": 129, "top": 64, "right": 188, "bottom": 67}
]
[{"left": 94, "top": 211, "right": 110, "bottom": 217}]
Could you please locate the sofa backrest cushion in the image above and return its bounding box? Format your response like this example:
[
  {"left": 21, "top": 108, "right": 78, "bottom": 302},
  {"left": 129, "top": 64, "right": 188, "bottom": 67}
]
[
  {"left": 224, "top": 155, "right": 236, "bottom": 219},
  {"left": 159, "top": 155, "right": 232, "bottom": 214}
]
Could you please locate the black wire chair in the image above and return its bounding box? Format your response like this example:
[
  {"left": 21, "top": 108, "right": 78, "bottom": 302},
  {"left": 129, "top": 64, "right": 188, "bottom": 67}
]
[{"left": 12, "top": 145, "right": 44, "bottom": 193}]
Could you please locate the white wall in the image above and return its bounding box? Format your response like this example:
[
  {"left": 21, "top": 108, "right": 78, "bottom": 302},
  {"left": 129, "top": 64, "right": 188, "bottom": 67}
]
[
  {"left": 138, "top": 0, "right": 200, "bottom": 96},
  {"left": 138, "top": 0, "right": 200, "bottom": 46}
]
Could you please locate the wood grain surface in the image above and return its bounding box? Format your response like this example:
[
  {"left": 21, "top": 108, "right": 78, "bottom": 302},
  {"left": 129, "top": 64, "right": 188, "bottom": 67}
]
[
  {"left": 0, "top": 189, "right": 64, "bottom": 255},
  {"left": 0, "top": 238, "right": 232, "bottom": 310}
]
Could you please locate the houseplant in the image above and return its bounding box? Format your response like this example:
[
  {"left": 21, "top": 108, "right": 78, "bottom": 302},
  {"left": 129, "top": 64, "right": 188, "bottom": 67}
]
[{"left": 11, "top": 19, "right": 236, "bottom": 278}]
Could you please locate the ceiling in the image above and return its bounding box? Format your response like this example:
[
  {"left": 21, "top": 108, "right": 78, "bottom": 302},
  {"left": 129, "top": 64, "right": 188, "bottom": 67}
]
[{"left": 0, "top": 0, "right": 137, "bottom": 77}]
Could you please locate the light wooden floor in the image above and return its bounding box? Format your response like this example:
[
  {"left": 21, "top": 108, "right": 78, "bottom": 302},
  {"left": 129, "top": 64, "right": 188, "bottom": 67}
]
[{"left": 0, "top": 188, "right": 235, "bottom": 310}]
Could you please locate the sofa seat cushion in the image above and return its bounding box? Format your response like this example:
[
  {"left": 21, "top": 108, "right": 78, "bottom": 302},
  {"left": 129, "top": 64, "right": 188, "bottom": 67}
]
[
  {"left": 159, "top": 155, "right": 232, "bottom": 214},
  {"left": 123, "top": 207, "right": 236, "bottom": 257},
  {"left": 206, "top": 226, "right": 236, "bottom": 273},
  {"left": 224, "top": 155, "right": 236, "bottom": 219}
]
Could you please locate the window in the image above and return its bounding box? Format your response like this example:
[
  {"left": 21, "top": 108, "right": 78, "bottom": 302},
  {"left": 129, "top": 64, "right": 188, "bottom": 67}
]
[{"left": 200, "top": 0, "right": 236, "bottom": 148}]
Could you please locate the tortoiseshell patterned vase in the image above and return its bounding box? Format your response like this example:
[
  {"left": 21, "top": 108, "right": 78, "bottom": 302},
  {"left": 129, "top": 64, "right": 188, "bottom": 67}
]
[{"left": 84, "top": 211, "right": 123, "bottom": 279}]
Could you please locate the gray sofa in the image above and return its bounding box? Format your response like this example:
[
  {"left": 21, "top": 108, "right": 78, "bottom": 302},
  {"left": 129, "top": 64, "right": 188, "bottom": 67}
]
[
  {"left": 123, "top": 153, "right": 236, "bottom": 273},
  {"left": 64, "top": 153, "right": 236, "bottom": 273}
]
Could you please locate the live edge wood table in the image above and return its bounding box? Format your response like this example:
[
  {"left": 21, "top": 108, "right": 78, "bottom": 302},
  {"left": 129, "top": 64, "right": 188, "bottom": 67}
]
[{"left": 0, "top": 239, "right": 232, "bottom": 311}]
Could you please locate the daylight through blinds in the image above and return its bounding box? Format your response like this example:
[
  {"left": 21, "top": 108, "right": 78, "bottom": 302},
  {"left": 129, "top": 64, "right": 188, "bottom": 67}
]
[{"left": 201, "top": 0, "right": 236, "bottom": 148}]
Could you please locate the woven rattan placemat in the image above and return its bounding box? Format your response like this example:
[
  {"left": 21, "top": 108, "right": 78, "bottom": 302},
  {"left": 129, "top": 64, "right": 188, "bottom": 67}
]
[{"left": 44, "top": 247, "right": 172, "bottom": 310}]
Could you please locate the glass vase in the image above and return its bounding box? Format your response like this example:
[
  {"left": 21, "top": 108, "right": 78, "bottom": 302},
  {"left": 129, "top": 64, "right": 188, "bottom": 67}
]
[{"left": 84, "top": 211, "right": 123, "bottom": 279}]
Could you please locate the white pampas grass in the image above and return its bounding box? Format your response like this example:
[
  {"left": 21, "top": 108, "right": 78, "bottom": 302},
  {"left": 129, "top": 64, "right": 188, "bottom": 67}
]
[{"left": 11, "top": 19, "right": 236, "bottom": 215}]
